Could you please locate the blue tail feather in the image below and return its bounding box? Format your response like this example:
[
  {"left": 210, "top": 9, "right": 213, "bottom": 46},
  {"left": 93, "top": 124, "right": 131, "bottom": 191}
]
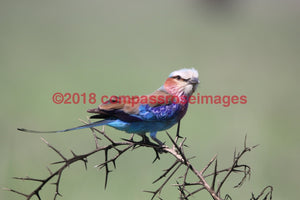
[{"left": 17, "top": 120, "right": 113, "bottom": 133}]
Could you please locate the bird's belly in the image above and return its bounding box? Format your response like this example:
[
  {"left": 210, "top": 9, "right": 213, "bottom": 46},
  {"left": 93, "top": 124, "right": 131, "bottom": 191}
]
[{"left": 107, "top": 119, "right": 177, "bottom": 134}]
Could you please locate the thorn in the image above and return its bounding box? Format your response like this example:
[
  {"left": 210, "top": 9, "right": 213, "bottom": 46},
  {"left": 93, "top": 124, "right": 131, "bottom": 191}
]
[
  {"left": 112, "top": 160, "right": 116, "bottom": 169},
  {"left": 71, "top": 150, "right": 77, "bottom": 157},
  {"left": 82, "top": 158, "right": 88, "bottom": 170},
  {"left": 143, "top": 190, "right": 155, "bottom": 194},
  {"left": 46, "top": 166, "right": 53, "bottom": 175},
  {"left": 234, "top": 147, "right": 237, "bottom": 160},
  {"left": 51, "top": 160, "right": 65, "bottom": 165},
  {"left": 121, "top": 138, "right": 134, "bottom": 142},
  {"left": 187, "top": 156, "right": 196, "bottom": 161},
  {"left": 56, "top": 191, "right": 63, "bottom": 197},
  {"left": 104, "top": 171, "right": 111, "bottom": 190},
  {"left": 96, "top": 136, "right": 102, "bottom": 140},
  {"left": 35, "top": 191, "right": 41, "bottom": 200},
  {"left": 152, "top": 148, "right": 161, "bottom": 163},
  {"left": 244, "top": 134, "right": 247, "bottom": 149},
  {"left": 40, "top": 137, "right": 49, "bottom": 145}
]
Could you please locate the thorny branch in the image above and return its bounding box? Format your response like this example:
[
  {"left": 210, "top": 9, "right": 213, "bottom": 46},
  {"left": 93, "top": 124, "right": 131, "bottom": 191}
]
[{"left": 5, "top": 122, "right": 273, "bottom": 200}]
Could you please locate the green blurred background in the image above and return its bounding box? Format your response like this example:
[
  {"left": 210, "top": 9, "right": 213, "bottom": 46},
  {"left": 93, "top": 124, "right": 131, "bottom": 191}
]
[{"left": 1, "top": 0, "right": 299, "bottom": 199}]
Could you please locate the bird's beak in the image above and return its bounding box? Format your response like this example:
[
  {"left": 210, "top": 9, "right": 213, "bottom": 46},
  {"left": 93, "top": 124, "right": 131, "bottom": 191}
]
[{"left": 188, "top": 77, "right": 200, "bottom": 85}]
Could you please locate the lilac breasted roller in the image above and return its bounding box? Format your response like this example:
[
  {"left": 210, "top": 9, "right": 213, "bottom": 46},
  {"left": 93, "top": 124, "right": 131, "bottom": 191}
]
[{"left": 18, "top": 68, "right": 200, "bottom": 146}]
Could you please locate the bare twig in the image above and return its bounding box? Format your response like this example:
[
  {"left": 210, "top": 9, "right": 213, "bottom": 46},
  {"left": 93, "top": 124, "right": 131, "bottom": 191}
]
[
  {"left": 6, "top": 123, "right": 272, "bottom": 200},
  {"left": 251, "top": 186, "right": 273, "bottom": 200}
]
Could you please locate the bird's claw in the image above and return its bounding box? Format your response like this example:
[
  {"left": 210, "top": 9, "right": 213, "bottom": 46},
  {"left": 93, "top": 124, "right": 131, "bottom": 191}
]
[
  {"left": 122, "top": 136, "right": 166, "bottom": 164},
  {"left": 121, "top": 137, "right": 158, "bottom": 148}
]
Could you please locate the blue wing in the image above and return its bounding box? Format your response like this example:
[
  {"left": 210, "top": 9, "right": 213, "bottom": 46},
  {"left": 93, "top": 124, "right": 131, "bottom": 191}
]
[
  {"left": 92, "top": 103, "right": 185, "bottom": 122},
  {"left": 137, "top": 103, "right": 185, "bottom": 121}
]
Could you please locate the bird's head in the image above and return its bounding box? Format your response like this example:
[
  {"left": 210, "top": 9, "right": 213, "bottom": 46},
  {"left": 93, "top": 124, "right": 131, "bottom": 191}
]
[{"left": 162, "top": 68, "right": 200, "bottom": 96}]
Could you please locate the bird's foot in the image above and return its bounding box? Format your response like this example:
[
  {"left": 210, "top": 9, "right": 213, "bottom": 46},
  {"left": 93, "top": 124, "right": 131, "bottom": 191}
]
[
  {"left": 122, "top": 135, "right": 159, "bottom": 148},
  {"left": 142, "top": 136, "right": 167, "bottom": 154},
  {"left": 121, "top": 135, "right": 166, "bottom": 163}
]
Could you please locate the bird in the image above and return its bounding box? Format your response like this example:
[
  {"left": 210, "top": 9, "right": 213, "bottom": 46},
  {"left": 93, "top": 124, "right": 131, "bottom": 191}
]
[{"left": 18, "top": 68, "right": 200, "bottom": 146}]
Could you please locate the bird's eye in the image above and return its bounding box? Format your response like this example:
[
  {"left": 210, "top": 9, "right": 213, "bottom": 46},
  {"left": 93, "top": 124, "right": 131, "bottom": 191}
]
[{"left": 173, "top": 75, "right": 181, "bottom": 80}]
